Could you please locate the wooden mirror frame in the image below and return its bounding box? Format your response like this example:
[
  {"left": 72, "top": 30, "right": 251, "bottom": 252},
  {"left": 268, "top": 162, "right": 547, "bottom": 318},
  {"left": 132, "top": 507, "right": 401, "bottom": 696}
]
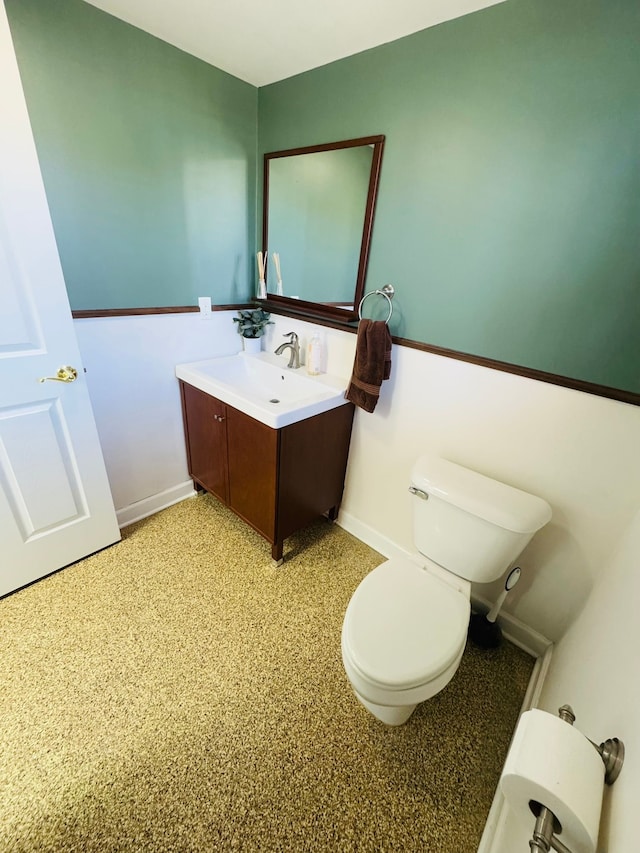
[{"left": 260, "top": 135, "right": 385, "bottom": 323}]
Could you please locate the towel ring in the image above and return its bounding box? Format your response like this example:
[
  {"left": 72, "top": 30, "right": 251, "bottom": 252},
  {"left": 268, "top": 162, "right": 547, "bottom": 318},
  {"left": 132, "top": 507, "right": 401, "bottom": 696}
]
[{"left": 358, "top": 284, "right": 395, "bottom": 324}]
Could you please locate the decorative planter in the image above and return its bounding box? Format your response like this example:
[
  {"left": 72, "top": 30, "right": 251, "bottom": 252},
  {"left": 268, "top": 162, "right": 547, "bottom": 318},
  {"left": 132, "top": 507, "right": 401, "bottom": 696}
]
[{"left": 243, "top": 337, "right": 262, "bottom": 355}]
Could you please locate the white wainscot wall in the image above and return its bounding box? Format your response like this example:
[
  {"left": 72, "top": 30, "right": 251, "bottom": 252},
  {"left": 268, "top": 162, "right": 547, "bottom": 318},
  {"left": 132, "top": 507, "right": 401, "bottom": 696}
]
[
  {"left": 264, "top": 315, "right": 640, "bottom": 644},
  {"left": 489, "top": 510, "right": 640, "bottom": 852},
  {"left": 75, "top": 311, "right": 240, "bottom": 526},
  {"left": 79, "top": 311, "right": 640, "bottom": 646},
  {"left": 344, "top": 344, "right": 640, "bottom": 644}
]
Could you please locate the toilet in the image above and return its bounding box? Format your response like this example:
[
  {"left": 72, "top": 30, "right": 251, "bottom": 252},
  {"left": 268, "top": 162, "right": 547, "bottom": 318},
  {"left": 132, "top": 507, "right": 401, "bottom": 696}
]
[{"left": 341, "top": 456, "right": 552, "bottom": 726}]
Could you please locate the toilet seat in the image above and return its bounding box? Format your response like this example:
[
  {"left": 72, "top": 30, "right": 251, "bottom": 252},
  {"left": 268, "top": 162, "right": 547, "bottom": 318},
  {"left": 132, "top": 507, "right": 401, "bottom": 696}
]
[{"left": 342, "top": 558, "right": 470, "bottom": 690}]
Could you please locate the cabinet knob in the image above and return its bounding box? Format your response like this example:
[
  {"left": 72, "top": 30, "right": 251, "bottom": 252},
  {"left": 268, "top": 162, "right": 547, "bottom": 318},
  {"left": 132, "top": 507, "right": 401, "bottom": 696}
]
[{"left": 214, "top": 414, "right": 226, "bottom": 422}]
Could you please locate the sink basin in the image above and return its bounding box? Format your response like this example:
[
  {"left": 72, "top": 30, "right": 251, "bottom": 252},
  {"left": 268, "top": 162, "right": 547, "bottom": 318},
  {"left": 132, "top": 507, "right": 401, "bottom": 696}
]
[{"left": 175, "top": 352, "right": 350, "bottom": 428}]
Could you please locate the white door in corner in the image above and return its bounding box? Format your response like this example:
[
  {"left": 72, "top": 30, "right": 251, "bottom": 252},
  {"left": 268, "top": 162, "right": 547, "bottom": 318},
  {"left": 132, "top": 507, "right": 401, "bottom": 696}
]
[{"left": 0, "top": 2, "right": 120, "bottom": 597}]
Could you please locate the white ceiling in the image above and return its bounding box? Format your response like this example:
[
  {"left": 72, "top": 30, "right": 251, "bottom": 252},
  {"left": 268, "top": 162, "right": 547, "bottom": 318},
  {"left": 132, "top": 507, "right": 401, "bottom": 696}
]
[{"left": 82, "top": 0, "right": 507, "bottom": 87}]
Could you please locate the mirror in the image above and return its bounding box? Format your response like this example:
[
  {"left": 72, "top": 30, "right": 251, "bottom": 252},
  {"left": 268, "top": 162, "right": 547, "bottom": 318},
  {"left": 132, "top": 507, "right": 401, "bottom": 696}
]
[{"left": 261, "top": 135, "right": 385, "bottom": 323}]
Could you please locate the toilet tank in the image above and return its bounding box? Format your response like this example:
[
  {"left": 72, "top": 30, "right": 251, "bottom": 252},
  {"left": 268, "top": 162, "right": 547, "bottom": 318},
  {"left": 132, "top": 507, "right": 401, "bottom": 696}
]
[{"left": 410, "top": 456, "right": 552, "bottom": 584}]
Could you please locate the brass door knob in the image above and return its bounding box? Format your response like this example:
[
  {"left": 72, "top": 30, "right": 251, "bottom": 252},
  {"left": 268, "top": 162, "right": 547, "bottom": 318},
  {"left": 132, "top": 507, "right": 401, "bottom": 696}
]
[{"left": 38, "top": 366, "right": 78, "bottom": 384}]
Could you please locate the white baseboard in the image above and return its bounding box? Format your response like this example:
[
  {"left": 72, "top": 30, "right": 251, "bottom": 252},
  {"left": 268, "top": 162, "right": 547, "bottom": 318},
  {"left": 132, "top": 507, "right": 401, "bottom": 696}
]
[
  {"left": 337, "top": 509, "right": 410, "bottom": 564},
  {"left": 338, "top": 510, "right": 553, "bottom": 658},
  {"left": 116, "top": 480, "right": 197, "bottom": 528}
]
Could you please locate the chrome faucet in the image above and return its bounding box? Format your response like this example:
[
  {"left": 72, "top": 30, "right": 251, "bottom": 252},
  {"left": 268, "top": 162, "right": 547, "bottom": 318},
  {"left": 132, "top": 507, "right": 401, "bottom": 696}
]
[{"left": 274, "top": 332, "right": 300, "bottom": 369}]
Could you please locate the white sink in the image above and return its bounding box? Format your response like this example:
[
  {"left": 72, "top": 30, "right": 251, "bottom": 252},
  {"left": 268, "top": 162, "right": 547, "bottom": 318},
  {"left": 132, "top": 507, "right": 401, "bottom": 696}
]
[{"left": 175, "top": 352, "right": 349, "bottom": 428}]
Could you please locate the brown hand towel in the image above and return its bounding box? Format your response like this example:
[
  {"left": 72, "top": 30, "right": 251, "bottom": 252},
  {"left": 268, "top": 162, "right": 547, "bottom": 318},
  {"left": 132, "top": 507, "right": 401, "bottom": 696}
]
[{"left": 345, "top": 319, "right": 392, "bottom": 413}]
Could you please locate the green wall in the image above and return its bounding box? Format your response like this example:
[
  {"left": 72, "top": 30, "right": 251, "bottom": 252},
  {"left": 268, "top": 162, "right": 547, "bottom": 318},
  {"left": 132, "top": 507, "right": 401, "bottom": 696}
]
[
  {"left": 6, "top": 0, "right": 639, "bottom": 394},
  {"left": 259, "top": 0, "right": 640, "bottom": 394},
  {"left": 6, "top": 0, "right": 257, "bottom": 310}
]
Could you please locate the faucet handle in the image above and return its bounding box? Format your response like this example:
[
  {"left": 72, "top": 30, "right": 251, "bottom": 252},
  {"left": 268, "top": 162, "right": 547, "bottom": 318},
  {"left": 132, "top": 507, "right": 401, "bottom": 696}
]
[{"left": 283, "top": 331, "right": 298, "bottom": 342}]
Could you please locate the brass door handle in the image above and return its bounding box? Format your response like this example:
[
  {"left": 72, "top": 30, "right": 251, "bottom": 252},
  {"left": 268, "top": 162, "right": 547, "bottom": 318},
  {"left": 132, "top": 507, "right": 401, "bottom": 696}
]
[{"left": 38, "top": 366, "right": 78, "bottom": 384}]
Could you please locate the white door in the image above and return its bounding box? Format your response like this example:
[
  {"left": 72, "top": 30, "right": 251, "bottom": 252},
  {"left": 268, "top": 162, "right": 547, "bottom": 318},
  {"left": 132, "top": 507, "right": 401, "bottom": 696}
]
[{"left": 0, "top": 2, "right": 120, "bottom": 597}]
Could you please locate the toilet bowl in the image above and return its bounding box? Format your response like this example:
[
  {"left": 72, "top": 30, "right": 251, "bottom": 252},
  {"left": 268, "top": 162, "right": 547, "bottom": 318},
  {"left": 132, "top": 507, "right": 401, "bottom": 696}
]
[
  {"left": 341, "top": 557, "right": 470, "bottom": 725},
  {"left": 341, "top": 455, "right": 552, "bottom": 725}
]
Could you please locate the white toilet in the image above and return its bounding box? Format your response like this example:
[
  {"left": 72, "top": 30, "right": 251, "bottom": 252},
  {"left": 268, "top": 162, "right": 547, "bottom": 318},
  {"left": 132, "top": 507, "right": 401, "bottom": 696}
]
[{"left": 341, "top": 456, "right": 552, "bottom": 726}]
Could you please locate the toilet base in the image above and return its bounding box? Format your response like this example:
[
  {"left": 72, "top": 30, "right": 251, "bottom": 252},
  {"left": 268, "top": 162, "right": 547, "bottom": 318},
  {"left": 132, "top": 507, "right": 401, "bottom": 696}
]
[{"left": 355, "top": 691, "right": 417, "bottom": 726}]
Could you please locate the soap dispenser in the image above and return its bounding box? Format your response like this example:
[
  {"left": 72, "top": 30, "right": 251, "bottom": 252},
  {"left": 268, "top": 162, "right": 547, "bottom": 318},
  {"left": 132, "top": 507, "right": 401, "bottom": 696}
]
[{"left": 306, "top": 332, "right": 323, "bottom": 376}]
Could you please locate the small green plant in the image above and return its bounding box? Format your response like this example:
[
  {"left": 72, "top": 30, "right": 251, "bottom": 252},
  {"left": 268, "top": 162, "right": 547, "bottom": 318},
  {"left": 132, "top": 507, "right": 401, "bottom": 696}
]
[{"left": 233, "top": 308, "right": 273, "bottom": 339}]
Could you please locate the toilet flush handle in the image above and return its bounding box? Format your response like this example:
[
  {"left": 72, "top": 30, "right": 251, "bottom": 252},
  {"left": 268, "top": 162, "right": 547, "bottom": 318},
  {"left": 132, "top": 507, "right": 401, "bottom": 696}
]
[{"left": 408, "top": 486, "right": 429, "bottom": 501}]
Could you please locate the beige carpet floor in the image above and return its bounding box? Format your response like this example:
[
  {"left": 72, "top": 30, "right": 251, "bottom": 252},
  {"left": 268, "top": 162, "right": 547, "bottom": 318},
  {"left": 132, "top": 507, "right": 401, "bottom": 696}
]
[{"left": 1, "top": 495, "right": 533, "bottom": 852}]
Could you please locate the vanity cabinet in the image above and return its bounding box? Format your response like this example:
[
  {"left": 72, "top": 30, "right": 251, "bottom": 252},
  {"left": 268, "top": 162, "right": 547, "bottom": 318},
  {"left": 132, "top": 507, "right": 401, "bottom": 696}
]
[{"left": 179, "top": 381, "right": 354, "bottom": 563}]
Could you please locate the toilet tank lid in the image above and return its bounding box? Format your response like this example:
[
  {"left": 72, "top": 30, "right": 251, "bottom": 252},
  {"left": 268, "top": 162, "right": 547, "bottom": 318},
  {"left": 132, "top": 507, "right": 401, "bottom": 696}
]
[{"left": 411, "top": 456, "right": 552, "bottom": 534}]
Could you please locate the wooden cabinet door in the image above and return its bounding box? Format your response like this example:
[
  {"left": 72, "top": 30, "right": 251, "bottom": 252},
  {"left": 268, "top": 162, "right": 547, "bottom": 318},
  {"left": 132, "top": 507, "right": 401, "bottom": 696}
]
[
  {"left": 180, "top": 382, "right": 229, "bottom": 502},
  {"left": 226, "top": 407, "right": 278, "bottom": 541},
  {"left": 277, "top": 403, "right": 354, "bottom": 541}
]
